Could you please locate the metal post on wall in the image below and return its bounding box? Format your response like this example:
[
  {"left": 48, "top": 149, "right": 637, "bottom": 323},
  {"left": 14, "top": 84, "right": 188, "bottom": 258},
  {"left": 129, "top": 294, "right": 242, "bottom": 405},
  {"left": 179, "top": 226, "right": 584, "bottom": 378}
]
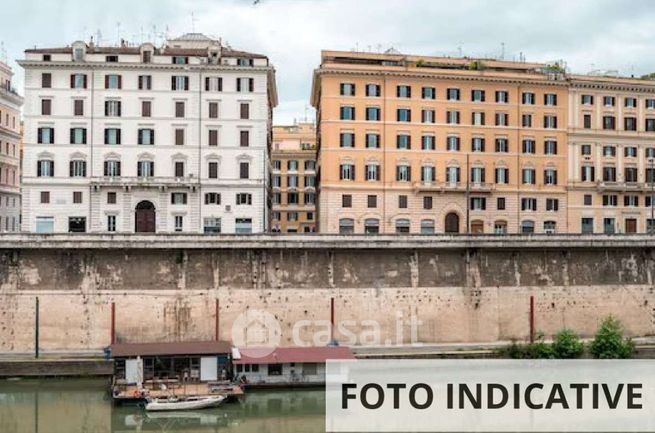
[
  {"left": 529, "top": 295, "right": 535, "bottom": 343},
  {"left": 215, "top": 299, "right": 220, "bottom": 341},
  {"left": 330, "top": 297, "right": 335, "bottom": 344},
  {"left": 110, "top": 302, "right": 116, "bottom": 345},
  {"left": 35, "top": 297, "right": 39, "bottom": 359}
]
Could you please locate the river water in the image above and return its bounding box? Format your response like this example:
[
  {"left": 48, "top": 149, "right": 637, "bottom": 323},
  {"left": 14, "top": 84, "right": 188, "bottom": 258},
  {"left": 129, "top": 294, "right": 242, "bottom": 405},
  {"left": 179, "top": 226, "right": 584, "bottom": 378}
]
[{"left": 0, "top": 378, "right": 326, "bottom": 433}]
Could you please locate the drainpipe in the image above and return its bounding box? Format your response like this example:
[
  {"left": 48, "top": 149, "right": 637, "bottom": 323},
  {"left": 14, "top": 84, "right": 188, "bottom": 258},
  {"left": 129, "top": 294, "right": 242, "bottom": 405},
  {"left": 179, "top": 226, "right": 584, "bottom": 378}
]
[
  {"left": 529, "top": 295, "right": 535, "bottom": 343},
  {"left": 34, "top": 297, "right": 39, "bottom": 358}
]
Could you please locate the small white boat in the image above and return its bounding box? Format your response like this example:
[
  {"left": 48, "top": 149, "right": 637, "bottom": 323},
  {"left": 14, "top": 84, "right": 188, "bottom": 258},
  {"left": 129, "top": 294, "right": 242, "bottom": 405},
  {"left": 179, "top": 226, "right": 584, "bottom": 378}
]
[{"left": 145, "top": 395, "right": 226, "bottom": 412}]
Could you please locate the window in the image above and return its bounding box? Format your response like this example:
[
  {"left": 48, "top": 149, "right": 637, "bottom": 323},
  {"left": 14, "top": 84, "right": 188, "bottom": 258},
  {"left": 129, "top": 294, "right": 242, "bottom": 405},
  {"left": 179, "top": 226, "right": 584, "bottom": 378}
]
[
  {"left": 74, "top": 100, "right": 84, "bottom": 116},
  {"left": 423, "top": 196, "right": 433, "bottom": 210},
  {"left": 366, "top": 164, "right": 380, "bottom": 181},
  {"left": 239, "top": 103, "right": 250, "bottom": 120},
  {"left": 236, "top": 77, "right": 254, "bottom": 92},
  {"left": 105, "top": 55, "right": 118, "bottom": 63},
  {"left": 544, "top": 140, "right": 557, "bottom": 155},
  {"left": 397, "top": 85, "right": 411, "bottom": 98},
  {"left": 340, "top": 83, "right": 355, "bottom": 96},
  {"left": 342, "top": 194, "right": 352, "bottom": 208},
  {"left": 522, "top": 139, "right": 536, "bottom": 154},
  {"left": 174, "top": 161, "right": 185, "bottom": 177},
  {"left": 340, "top": 106, "right": 355, "bottom": 120},
  {"left": 235, "top": 218, "right": 253, "bottom": 234},
  {"left": 339, "top": 218, "right": 354, "bottom": 234},
  {"left": 68, "top": 217, "right": 86, "bottom": 233},
  {"left": 624, "top": 147, "right": 637, "bottom": 158},
  {"left": 495, "top": 112, "right": 508, "bottom": 126},
  {"left": 603, "top": 96, "right": 615, "bottom": 107},
  {"left": 581, "top": 165, "right": 595, "bottom": 182},
  {"left": 240, "top": 130, "right": 250, "bottom": 147},
  {"left": 366, "top": 84, "right": 381, "bottom": 97},
  {"left": 624, "top": 117, "right": 637, "bottom": 131},
  {"left": 544, "top": 93, "right": 558, "bottom": 106},
  {"left": 175, "top": 129, "right": 185, "bottom": 145},
  {"left": 522, "top": 92, "right": 535, "bottom": 104},
  {"left": 340, "top": 132, "right": 355, "bottom": 148},
  {"left": 138, "top": 75, "right": 152, "bottom": 90},
  {"left": 646, "top": 119, "right": 655, "bottom": 132},
  {"left": 625, "top": 97, "right": 637, "bottom": 108},
  {"left": 584, "top": 194, "right": 592, "bottom": 206},
  {"left": 205, "top": 77, "right": 223, "bottom": 91},
  {"left": 366, "top": 106, "right": 380, "bottom": 121},
  {"left": 236, "top": 193, "right": 252, "bottom": 205},
  {"left": 205, "top": 192, "right": 221, "bottom": 205},
  {"left": 647, "top": 99, "right": 655, "bottom": 110},
  {"left": 305, "top": 160, "right": 316, "bottom": 171},
  {"left": 521, "top": 114, "right": 532, "bottom": 127},
  {"left": 625, "top": 167, "right": 638, "bottom": 182},
  {"left": 398, "top": 195, "right": 408, "bottom": 209},
  {"left": 602, "top": 195, "right": 618, "bottom": 207},
  {"left": 447, "top": 136, "right": 460, "bottom": 151},
  {"left": 37, "top": 160, "right": 54, "bottom": 177},
  {"left": 366, "top": 133, "right": 380, "bottom": 148},
  {"left": 470, "top": 197, "right": 486, "bottom": 210},
  {"left": 582, "top": 218, "right": 594, "bottom": 234},
  {"left": 397, "top": 134, "right": 411, "bottom": 149},
  {"left": 521, "top": 198, "right": 537, "bottom": 211},
  {"left": 397, "top": 108, "right": 411, "bottom": 122},
  {"left": 470, "top": 167, "right": 485, "bottom": 183},
  {"left": 141, "top": 101, "right": 152, "bottom": 117},
  {"left": 175, "top": 101, "right": 185, "bottom": 118},
  {"left": 447, "top": 88, "right": 460, "bottom": 101},
  {"left": 41, "top": 73, "right": 52, "bottom": 88},
  {"left": 239, "top": 162, "right": 249, "bottom": 179},
  {"left": 422, "top": 86, "right": 435, "bottom": 99},
  {"left": 624, "top": 195, "right": 639, "bottom": 207},
  {"left": 522, "top": 168, "right": 536, "bottom": 184},
  {"left": 471, "top": 89, "right": 485, "bottom": 102},
  {"left": 138, "top": 129, "right": 154, "bottom": 145},
  {"left": 209, "top": 102, "right": 219, "bottom": 119},
  {"left": 174, "top": 215, "right": 184, "bottom": 232},
  {"left": 137, "top": 161, "right": 154, "bottom": 177},
  {"left": 546, "top": 198, "right": 559, "bottom": 211},
  {"left": 38, "top": 127, "right": 55, "bottom": 144},
  {"left": 396, "top": 165, "right": 411, "bottom": 181},
  {"left": 544, "top": 115, "right": 557, "bottom": 129},
  {"left": 581, "top": 94, "right": 594, "bottom": 105},
  {"left": 107, "top": 192, "right": 117, "bottom": 204},
  {"left": 209, "top": 129, "right": 219, "bottom": 146},
  {"left": 171, "top": 192, "right": 187, "bottom": 205},
  {"left": 581, "top": 144, "right": 591, "bottom": 155},
  {"left": 70, "top": 128, "right": 87, "bottom": 144},
  {"left": 495, "top": 168, "right": 509, "bottom": 184},
  {"left": 171, "top": 76, "right": 189, "bottom": 91},
  {"left": 288, "top": 160, "right": 298, "bottom": 171},
  {"left": 104, "top": 160, "right": 121, "bottom": 176},
  {"left": 105, "top": 100, "right": 121, "bottom": 117},
  {"left": 471, "top": 137, "right": 485, "bottom": 152},
  {"left": 446, "top": 110, "right": 460, "bottom": 124},
  {"left": 603, "top": 146, "right": 616, "bottom": 157},
  {"left": 304, "top": 192, "right": 316, "bottom": 204},
  {"left": 496, "top": 90, "right": 509, "bottom": 103},
  {"left": 208, "top": 161, "right": 219, "bottom": 179},
  {"left": 41, "top": 99, "right": 51, "bottom": 115},
  {"left": 367, "top": 195, "right": 377, "bottom": 208},
  {"left": 497, "top": 197, "right": 506, "bottom": 210},
  {"left": 105, "top": 74, "right": 122, "bottom": 89},
  {"left": 544, "top": 169, "right": 558, "bottom": 185},
  {"left": 365, "top": 219, "right": 380, "bottom": 234},
  {"left": 472, "top": 111, "right": 485, "bottom": 126},
  {"left": 446, "top": 166, "right": 461, "bottom": 183},
  {"left": 422, "top": 109, "right": 435, "bottom": 123},
  {"left": 40, "top": 191, "right": 50, "bottom": 204},
  {"left": 395, "top": 219, "right": 410, "bottom": 233},
  {"left": 69, "top": 160, "right": 86, "bottom": 177},
  {"left": 340, "top": 164, "right": 355, "bottom": 180},
  {"left": 583, "top": 114, "right": 592, "bottom": 129},
  {"left": 604, "top": 218, "right": 616, "bottom": 234},
  {"left": 421, "top": 135, "right": 435, "bottom": 150},
  {"left": 603, "top": 116, "right": 616, "bottom": 130},
  {"left": 420, "top": 220, "right": 435, "bottom": 234},
  {"left": 104, "top": 128, "right": 121, "bottom": 145},
  {"left": 107, "top": 215, "right": 116, "bottom": 232}
]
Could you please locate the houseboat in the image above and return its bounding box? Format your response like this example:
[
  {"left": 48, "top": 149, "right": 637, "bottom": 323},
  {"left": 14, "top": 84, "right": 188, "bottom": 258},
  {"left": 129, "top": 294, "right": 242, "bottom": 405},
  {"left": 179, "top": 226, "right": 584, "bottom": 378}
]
[
  {"left": 109, "top": 340, "right": 243, "bottom": 404},
  {"left": 232, "top": 346, "right": 355, "bottom": 387}
]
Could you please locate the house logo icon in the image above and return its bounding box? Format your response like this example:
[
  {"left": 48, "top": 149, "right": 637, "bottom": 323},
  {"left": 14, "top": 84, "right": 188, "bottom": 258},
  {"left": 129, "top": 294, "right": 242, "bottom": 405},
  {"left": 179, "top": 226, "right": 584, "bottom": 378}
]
[{"left": 231, "top": 309, "right": 282, "bottom": 357}]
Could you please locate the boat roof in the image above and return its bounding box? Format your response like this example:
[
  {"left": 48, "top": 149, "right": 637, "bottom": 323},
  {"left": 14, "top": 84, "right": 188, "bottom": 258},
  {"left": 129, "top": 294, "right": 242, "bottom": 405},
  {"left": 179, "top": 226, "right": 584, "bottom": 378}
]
[
  {"left": 110, "top": 340, "right": 232, "bottom": 357},
  {"left": 233, "top": 346, "right": 355, "bottom": 364}
]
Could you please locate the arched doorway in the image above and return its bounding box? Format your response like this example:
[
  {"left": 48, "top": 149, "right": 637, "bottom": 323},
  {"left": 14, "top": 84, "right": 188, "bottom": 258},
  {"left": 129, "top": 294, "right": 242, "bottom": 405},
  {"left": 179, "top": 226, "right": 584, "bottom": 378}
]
[
  {"left": 135, "top": 200, "right": 156, "bottom": 233},
  {"left": 444, "top": 212, "right": 460, "bottom": 233}
]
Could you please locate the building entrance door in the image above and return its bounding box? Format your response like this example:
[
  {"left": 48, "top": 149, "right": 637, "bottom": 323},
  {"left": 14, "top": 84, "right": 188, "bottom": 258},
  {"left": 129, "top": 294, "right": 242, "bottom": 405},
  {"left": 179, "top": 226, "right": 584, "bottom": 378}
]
[
  {"left": 625, "top": 218, "right": 637, "bottom": 234},
  {"left": 445, "top": 212, "right": 460, "bottom": 233},
  {"left": 135, "top": 201, "right": 156, "bottom": 233}
]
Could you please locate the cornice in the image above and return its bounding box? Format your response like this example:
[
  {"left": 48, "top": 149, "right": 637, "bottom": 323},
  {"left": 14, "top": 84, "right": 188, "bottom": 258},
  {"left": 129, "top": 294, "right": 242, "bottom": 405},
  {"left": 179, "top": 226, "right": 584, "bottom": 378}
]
[{"left": 16, "top": 60, "right": 274, "bottom": 74}]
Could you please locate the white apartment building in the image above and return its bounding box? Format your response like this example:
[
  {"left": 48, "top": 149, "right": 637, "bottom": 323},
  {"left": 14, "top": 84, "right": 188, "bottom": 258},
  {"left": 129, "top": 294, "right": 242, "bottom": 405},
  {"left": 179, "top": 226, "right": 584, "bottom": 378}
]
[
  {"left": 0, "top": 61, "right": 22, "bottom": 232},
  {"left": 19, "top": 33, "right": 277, "bottom": 233}
]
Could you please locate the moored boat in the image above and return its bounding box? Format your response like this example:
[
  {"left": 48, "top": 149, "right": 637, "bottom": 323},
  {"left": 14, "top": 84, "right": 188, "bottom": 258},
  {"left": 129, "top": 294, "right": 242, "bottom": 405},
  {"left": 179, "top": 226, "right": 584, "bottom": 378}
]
[{"left": 145, "top": 395, "right": 226, "bottom": 411}]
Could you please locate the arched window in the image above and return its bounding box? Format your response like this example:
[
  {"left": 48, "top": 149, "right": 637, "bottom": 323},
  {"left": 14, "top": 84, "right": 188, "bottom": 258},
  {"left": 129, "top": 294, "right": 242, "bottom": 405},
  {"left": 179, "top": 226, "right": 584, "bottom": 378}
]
[
  {"left": 420, "top": 219, "right": 435, "bottom": 234},
  {"left": 339, "top": 218, "right": 354, "bottom": 234},
  {"left": 395, "top": 219, "right": 410, "bottom": 234},
  {"left": 521, "top": 220, "right": 535, "bottom": 234},
  {"left": 364, "top": 218, "right": 379, "bottom": 234}
]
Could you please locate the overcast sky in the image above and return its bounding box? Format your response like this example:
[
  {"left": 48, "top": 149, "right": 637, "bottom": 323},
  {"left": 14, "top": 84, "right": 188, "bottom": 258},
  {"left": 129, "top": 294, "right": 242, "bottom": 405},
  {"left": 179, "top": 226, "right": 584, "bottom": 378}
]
[{"left": 4, "top": 0, "right": 655, "bottom": 124}]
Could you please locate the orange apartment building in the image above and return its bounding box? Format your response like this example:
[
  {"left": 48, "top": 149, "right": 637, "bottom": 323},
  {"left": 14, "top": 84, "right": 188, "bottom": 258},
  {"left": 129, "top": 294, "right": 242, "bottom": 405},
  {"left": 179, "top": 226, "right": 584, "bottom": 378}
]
[
  {"left": 270, "top": 122, "right": 317, "bottom": 232},
  {"left": 311, "top": 50, "right": 568, "bottom": 234}
]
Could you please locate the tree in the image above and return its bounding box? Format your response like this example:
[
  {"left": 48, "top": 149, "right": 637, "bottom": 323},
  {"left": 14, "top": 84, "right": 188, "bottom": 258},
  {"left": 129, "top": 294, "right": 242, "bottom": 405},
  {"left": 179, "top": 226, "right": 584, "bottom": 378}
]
[
  {"left": 589, "top": 316, "right": 635, "bottom": 359},
  {"left": 551, "top": 329, "right": 584, "bottom": 359}
]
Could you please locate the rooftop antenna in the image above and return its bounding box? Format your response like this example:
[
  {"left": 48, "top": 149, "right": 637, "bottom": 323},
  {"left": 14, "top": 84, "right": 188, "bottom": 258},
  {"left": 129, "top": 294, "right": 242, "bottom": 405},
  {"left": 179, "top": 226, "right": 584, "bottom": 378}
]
[
  {"left": 96, "top": 29, "right": 103, "bottom": 46},
  {"left": 116, "top": 22, "right": 121, "bottom": 46},
  {"left": 304, "top": 105, "right": 309, "bottom": 122},
  {"left": 191, "top": 12, "right": 198, "bottom": 32},
  {"left": 457, "top": 45, "right": 462, "bottom": 57},
  {"left": 501, "top": 42, "right": 505, "bottom": 60}
]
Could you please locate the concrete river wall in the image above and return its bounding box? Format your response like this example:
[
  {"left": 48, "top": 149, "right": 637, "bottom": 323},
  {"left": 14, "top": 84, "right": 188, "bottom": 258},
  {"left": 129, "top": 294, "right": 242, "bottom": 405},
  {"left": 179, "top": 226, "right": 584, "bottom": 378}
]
[{"left": 0, "top": 234, "right": 654, "bottom": 354}]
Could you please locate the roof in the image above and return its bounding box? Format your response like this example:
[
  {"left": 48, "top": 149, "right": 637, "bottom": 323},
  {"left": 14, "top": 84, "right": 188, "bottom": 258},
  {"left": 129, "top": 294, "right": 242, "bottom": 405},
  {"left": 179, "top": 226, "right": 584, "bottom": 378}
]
[
  {"left": 110, "top": 340, "right": 232, "bottom": 357},
  {"left": 169, "top": 33, "right": 214, "bottom": 42},
  {"left": 233, "top": 346, "right": 355, "bottom": 364},
  {"left": 25, "top": 44, "right": 267, "bottom": 59}
]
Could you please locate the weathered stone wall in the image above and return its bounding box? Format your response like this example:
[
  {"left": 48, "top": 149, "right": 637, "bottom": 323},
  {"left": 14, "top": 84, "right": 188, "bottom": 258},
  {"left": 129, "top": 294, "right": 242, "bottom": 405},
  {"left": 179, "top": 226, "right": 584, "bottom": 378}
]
[{"left": 1, "top": 235, "right": 654, "bottom": 354}]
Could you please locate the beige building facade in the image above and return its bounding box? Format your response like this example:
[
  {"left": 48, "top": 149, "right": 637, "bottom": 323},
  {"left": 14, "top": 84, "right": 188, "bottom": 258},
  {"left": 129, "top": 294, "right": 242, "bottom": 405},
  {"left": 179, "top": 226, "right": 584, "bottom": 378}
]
[
  {"left": 270, "top": 122, "right": 317, "bottom": 232},
  {"left": 311, "top": 51, "right": 568, "bottom": 234},
  {"left": 0, "top": 61, "right": 23, "bottom": 232},
  {"left": 568, "top": 75, "right": 655, "bottom": 234}
]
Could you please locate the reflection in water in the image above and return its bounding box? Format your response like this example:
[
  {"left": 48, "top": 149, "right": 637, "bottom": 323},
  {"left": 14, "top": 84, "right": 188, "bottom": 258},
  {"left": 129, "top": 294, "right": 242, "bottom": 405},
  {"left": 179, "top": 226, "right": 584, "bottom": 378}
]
[{"left": 0, "top": 378, "right": 326, "bottom": 433}]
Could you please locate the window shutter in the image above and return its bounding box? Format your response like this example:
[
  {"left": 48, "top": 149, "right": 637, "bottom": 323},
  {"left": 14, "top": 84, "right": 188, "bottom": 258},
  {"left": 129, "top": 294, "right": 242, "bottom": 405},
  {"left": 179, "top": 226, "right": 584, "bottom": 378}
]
[
  {"left": 104, "top": 75, "right": 109, "bottom": 89},
  {"left": 69, "top": 161, "right": 74, "bottom": 177},
  {"left": 70, "top": 74, "right": 75, "bottom": 88},
  {"left": 218, "top": 77, "right": 223, "bottom": 91},
  {"left": 171, "top": 76, "right": 176, "bottom": 90},
  {"left": 236, "top": 78, "right": 241, "bottom": 92},
  {"left": 138, "top": 76, "right": 143, "bottom": 89},
  {"left": 104, "top": 129, "right": 108, "bottom": 144},
  {"left": 205, "top": 77, "right": 210, "bottom": 91},
  {"left": 118, "top": 75, "right": 122, "bottom": 89},
  {"left": 37, "top": 162, "right": 42, "bottom": 177},
  {"left": 184, "top": 77, "right": 189, "bottom": 91},
  {"left": 138, "top": 129, "right": 142, "bottom": 144},
  {"left": 116, "top": 129, "right": 121, "bottom": 145},
  {"left": 117, "top": 102, "right": 122, "bottom": 117},
  {"left": 249, "top": 78, "right": 254, "bottom": 92}
]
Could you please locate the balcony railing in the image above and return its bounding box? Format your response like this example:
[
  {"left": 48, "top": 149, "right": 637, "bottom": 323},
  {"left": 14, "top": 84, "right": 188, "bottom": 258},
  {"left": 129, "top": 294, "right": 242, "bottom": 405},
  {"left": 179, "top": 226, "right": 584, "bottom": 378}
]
[{"left": 414, "top": 181, "right": 494, "bottom": 193}]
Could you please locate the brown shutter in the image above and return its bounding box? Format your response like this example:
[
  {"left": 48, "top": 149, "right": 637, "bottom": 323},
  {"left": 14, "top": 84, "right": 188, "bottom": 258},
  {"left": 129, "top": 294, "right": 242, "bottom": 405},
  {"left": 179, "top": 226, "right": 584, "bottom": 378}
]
[
  {"left": 70, "top": 74, "right": 75, "bottom": 88},
  {"left": 104, "top": 75, "right": 109, "bottom": 89}
]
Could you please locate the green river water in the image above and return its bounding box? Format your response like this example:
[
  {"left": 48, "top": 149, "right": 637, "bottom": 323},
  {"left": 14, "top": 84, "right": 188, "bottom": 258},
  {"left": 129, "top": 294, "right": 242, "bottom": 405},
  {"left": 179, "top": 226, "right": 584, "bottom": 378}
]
[{"left": 0, "top": 378, "right": 326, "bottom": 433}]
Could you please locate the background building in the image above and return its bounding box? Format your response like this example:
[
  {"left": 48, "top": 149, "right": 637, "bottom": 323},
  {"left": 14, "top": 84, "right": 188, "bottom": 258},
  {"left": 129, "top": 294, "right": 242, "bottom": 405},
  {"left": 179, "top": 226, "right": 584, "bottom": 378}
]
[
  {"left": 270, "top": 122, "right": 317, "bottom": 232},
  {"left": 311, "top": 50, "right": 568, "bottom": 234},
  {"left": 0, "top": 60, "right": 23, "bottom": 232},
  {"left": 567, "top": 74, "right": 655, "bottom": 234},
  {"left": 19, "top": 33, "right": 277, "bottom": 233}
]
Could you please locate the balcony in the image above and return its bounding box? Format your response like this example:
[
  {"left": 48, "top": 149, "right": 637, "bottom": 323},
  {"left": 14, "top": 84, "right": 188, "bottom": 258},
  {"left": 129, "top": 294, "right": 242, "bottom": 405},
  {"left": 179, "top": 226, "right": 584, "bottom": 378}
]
[
  {"left": 90, "top": 176, "right": 199, "bottom": 190},
  {"left": 414, "top": 181, "right": 494, "bottom": 193}
]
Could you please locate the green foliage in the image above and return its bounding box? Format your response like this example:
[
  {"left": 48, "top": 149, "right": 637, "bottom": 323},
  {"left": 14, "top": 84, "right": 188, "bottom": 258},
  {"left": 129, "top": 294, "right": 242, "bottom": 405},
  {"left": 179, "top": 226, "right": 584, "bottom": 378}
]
[
  {"left": 551, "top": 329, "right": 584, "bottom": 359},
  {"left": 496, "top": 334, "right": 554, "bottom": 359},
  {"left": 640, "top": 72, "right": 655, "bottom": 80},
  {"left": 589, "top": 316, "right": 635, "bottom": 359},
  {"left": 416, "top": 59, "right": 426, "bottom": 67},
  {"left": 468, "top": 60, "right": 485, "bottom": 71}
]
